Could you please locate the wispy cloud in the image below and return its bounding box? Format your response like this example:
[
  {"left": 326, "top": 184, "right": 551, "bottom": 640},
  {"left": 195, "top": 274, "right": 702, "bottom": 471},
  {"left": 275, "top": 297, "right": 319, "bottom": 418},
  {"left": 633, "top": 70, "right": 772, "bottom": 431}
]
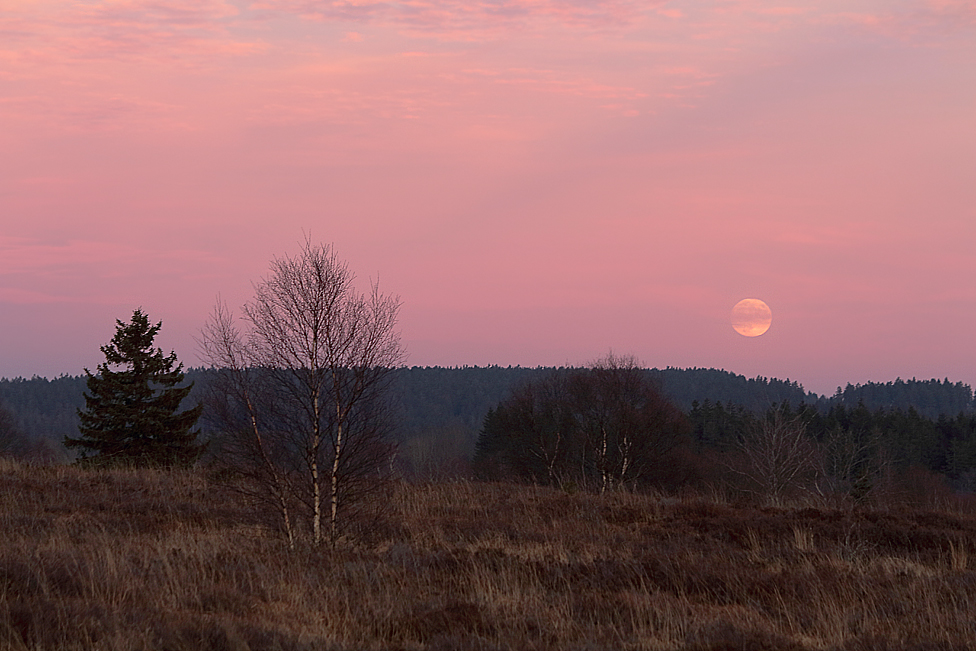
[
  {"left": 254, "top": 0, "right": 654, "bottom": 35},
  {"left": 0, "top": 238, "right": 226, "bottom": 290},
  {"left": 0, "top": 0, "right": 264, "bottom": 66}
]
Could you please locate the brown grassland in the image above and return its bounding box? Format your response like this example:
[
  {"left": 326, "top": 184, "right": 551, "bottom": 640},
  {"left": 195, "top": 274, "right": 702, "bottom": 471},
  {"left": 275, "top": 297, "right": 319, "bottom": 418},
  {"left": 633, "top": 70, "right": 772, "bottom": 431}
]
[{"left": 2, "top": 459, "right": 976, "bottom": 650}]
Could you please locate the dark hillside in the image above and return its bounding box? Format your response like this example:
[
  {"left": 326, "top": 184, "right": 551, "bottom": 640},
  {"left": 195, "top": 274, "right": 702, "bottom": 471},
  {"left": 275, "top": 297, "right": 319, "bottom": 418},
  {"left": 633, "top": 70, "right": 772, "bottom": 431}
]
[
  {"left": 650, "top": 367, "right": 818, "bottom": 411},
  {"left": 832, "top": 378, "right": 975, "bottom": 419}
]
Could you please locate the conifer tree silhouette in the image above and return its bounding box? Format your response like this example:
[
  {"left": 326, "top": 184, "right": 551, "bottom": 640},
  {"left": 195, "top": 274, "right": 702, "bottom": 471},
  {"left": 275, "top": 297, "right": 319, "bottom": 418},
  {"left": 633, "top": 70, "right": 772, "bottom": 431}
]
[{"left": 66, "top": 309, "right": 202, "bottom": 467}]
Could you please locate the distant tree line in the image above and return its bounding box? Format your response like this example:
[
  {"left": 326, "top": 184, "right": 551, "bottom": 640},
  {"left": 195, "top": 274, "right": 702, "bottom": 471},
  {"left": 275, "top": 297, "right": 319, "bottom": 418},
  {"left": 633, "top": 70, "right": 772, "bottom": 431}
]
[
  {"left": 3, "top": 366, "right": 975, "bottom": 490},
  {"left": 688, "top": 400, "right": 976, "bottom": 494},
  {"left": 829, "top": 378, "right": 974, "bottom": 419},
  {"left": 475, "top": 367, "right": 976, "bottom": 504}
]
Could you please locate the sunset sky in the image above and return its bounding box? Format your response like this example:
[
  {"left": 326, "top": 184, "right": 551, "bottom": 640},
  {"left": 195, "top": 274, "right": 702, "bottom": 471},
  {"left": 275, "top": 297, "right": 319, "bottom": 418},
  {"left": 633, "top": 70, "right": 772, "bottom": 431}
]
[{"left": 2, "top": 0, "right": 974, "bottom": 395}]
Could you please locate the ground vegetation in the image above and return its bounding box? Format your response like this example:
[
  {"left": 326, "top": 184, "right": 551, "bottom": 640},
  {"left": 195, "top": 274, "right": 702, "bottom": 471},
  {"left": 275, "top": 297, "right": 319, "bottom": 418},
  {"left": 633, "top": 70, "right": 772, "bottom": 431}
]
[{"left": 2, "top": 461, "right": 976, "bottom": 650}]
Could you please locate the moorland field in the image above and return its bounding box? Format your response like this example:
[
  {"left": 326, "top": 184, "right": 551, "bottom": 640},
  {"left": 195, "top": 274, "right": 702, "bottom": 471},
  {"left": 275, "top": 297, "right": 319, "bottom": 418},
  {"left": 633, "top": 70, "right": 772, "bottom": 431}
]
[{"left": 2, "top": 460, "right": 976, "bottom": 651}]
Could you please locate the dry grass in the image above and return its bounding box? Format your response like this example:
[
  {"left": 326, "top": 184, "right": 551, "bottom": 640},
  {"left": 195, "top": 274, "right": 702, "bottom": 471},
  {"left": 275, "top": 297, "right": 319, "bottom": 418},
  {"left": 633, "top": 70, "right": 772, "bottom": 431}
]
[{"left": 2, "top": 462, "right": 976, "bottom": 650}]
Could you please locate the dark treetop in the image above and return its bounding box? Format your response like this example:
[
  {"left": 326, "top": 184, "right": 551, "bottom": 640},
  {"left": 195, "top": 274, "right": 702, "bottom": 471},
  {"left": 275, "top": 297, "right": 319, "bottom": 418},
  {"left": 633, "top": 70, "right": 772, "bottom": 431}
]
[{"left": 65, "top": 309, "right": 203, "bottom": 467}]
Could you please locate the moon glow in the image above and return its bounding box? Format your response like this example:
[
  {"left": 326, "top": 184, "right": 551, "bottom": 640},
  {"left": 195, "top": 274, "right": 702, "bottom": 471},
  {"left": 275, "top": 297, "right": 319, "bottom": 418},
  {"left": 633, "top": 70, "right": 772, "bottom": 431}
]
[{"left": 731, "top": 299, "right": 772, "bottom": 337}]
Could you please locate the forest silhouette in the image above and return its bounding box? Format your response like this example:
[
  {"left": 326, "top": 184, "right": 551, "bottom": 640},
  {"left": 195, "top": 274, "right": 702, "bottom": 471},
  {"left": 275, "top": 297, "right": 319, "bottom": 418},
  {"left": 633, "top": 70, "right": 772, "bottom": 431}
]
[{"left": 2, "top": 367, "right": 974, "bottom": 494}]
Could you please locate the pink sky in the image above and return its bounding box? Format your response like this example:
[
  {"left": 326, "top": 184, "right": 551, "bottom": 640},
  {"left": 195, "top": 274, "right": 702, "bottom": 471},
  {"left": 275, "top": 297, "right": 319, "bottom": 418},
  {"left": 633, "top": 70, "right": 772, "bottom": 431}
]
[{"left": 1, "top": 0, "right": 974, "bottom": 395}]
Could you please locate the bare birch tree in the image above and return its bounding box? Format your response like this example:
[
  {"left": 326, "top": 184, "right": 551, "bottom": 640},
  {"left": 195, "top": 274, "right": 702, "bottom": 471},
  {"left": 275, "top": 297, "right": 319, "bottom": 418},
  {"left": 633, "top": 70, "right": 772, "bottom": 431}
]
[
  {"left": 732, "top": 407, "right": 818, "bottom": 505},
  {"left": 201, "top": 240, "right": 404, "bottom": 545},
  {"left": 814, "top": 424, "right": 890, "bottom": 506},
  {"left": 575, "top": 354, "right": 684, "bottom": 492}
]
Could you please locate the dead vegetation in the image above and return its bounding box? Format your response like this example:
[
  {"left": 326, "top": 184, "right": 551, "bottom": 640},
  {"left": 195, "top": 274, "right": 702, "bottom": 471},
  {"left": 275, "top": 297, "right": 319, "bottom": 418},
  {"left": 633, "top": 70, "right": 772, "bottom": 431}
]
[{"left": 2, "top": 459, "right": 976, "bottom": 650}]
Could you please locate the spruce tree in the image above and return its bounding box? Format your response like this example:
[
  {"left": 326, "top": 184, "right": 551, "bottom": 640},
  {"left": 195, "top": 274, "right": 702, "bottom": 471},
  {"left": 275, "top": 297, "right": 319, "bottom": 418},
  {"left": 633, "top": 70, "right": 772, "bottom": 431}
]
[{"left": 66, "top": 309, "right": 203, "bottom": 467}]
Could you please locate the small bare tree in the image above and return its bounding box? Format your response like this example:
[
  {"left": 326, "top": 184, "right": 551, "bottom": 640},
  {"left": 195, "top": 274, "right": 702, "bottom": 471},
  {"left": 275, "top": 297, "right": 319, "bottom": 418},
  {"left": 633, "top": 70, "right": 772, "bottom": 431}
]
[
  {"left": 732, "top": 407, "right": 817, "bottom": 505},
  {"left": 199, "top": 301, "right": 297, "bottom": 548},
  {"left": 201, "top": 240, "right": 404, "bottom": 545},
  {"left": 814, "top": 424, "right": 890, "bottom": 506}
]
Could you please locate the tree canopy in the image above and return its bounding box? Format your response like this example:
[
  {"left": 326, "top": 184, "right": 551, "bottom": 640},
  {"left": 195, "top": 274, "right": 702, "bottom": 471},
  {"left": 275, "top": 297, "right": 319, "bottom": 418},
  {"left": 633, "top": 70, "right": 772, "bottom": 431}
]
[
  {"left": 474, "top": 355, "right": 689, "bottom": 491},
  {"left": 65, "top": 309, "right": 202, "bottom": 467}
]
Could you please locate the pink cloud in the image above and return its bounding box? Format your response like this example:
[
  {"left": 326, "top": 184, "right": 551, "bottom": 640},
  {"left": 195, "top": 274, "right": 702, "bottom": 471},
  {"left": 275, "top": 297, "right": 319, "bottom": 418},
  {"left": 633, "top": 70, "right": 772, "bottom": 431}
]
[
  {"left": 0, "top": 238, "right": 225, "bottom": 285},
  {"left": 0, "top": 89, "right": 190, "bottom": 133},
  {"left": 0, "top": 0, "right": 263, "bottom": 67},
  {"left": 815, "top": 2, "right": 976, "bottom": 40},
  {"left": 254, "top": 0, "right": 656, "bottom": 36},
  {"left": 924, "top": 0, "right": 976, "bottom": 23},
  {"left": 0, "top": 288, "right": 80, "bottom": 306}
]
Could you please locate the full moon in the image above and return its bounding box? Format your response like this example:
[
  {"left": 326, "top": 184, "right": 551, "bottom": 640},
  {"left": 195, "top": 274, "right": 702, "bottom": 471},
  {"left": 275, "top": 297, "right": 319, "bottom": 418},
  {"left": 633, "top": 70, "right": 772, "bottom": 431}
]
[{"left": 731, "top": 299, "right": 772, "bottom": 337}]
